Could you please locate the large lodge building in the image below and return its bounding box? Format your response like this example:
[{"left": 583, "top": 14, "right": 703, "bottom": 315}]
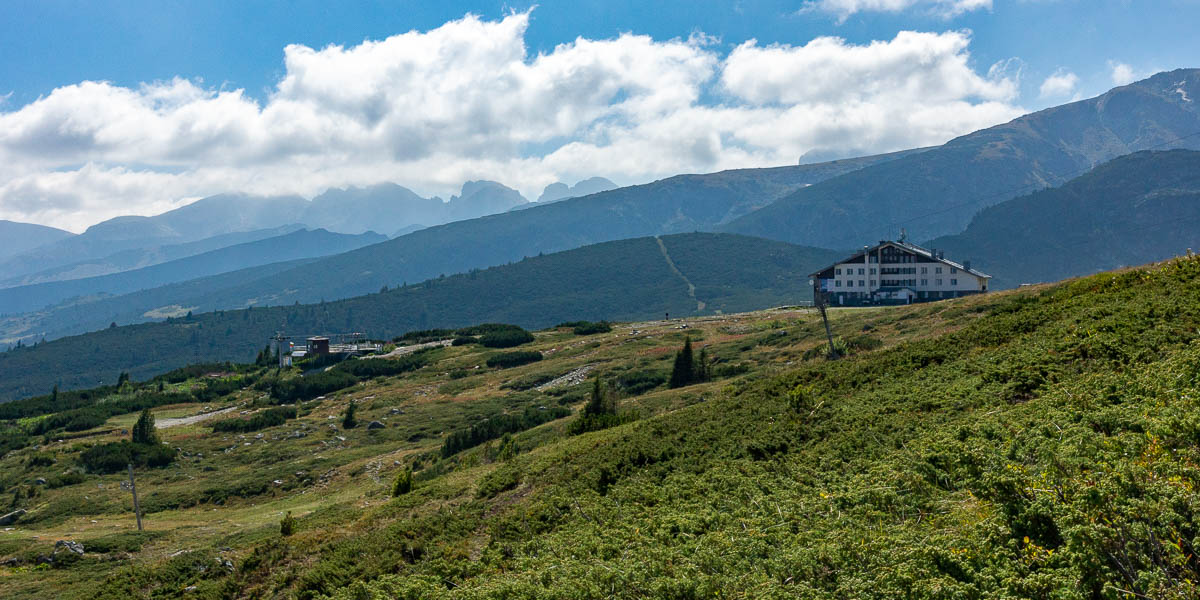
[{"left": 810, "top": 240, "right": 991, "bottom": 306}]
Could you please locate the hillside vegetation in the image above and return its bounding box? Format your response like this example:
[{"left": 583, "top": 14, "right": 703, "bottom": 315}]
[
  {"left": 929, "top": 149, "right": 1200, "bottom": 288},
  {"left": 0, "top": 233, "right": 840, "bottom": 401},
  {"left": 725, "top": 68, "right": 1200, "bottom": 248},
  {"left": 1, "top": 253, "right": 1199, "bottom": 598}
]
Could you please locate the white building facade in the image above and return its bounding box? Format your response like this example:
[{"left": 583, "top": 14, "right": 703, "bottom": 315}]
[{"left": 810, "top": 240, "right": 990, "bottom": 306}]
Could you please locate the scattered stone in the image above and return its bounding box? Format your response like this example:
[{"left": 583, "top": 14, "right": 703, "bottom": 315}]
[
  {"left": 53, "top": 540, "right": 85, "bottom": 557},
  {"left": 390, "top": 408, "right": 403, "bottom": 414},
  {"left": 273, "top": 480, "right": 284, "bottom": 486},
  {"left": 367, "top": 421, "right": 385, "bottom": 430},
  {"left": 216, "top": 557, "right": 234, "bottom": 572},
  {"left": 34, "top": 478, "right": 47, "bottom": 485},
  {"left": 0, "top": 509, "right": 26, "bottom": 525},
  {"left": 336, "top": 436, "right": 346, "bottom": 442}
]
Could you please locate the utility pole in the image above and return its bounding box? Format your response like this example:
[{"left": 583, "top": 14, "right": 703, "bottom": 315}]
[
  {"left": 811, "top": 279, "right": 840, "bottom": 360},
  {"left": 127, "top": 463, "right": 143, "bottom": 531}
]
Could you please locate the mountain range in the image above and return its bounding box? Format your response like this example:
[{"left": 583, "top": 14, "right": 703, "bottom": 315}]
[
  {"left": 723, "top": 68, "right": 1200, "bottom": 248},
  {"left": 0, "top": 180, "right": 529, "bottom": 284},
  {"left": 0, "top": 220, "right": 74, "bottom": 261},
  {"left": 928, "top": 149, "right": 1200, "bottom": 289}
]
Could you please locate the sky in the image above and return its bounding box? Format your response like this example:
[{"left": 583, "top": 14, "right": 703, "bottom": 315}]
[{"left": 1, "top": 0, "right": 1198, "bottom": 232}]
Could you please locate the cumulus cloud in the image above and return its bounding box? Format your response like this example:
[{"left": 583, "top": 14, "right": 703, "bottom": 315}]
[
  {"left": 802, "top": 0, "right": 992, "bottom": 22},
  {"left": 0, "top": 12, "right": 1023, "bottom": 231},
  {"left": 1038, "top": 69, "right": 1079, "bottom": 99},
  {"left": 1109, "top": 60, "right": 1137, "bottom": 86}
]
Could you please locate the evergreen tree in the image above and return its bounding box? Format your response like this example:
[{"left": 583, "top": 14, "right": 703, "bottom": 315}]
[
  {"left": 131, "top": 408, "right": 159, "bottom": 445},
  {"left": 391, "top": 467, "right": 413, "bottom": 497},
  {"left": 696, "top": 347, "right": 709, "bottom": 382},
  {"left": 669, "top": 338, "right": 695, "bottom": 388},
  {"left": 342, "top": 402, "right": 358, "bottom": 429},
  {"left": 584, "top": 376, "right": 615, "bottom": 416},
  {"left": 280, "top": 511, "right": 296, "bottom": 536},
  {"left": 50, "top": 384, "right": 58, "bottom": 404},
  {"left": 117, "top": 372, "right": 130, "bottom": 386}
]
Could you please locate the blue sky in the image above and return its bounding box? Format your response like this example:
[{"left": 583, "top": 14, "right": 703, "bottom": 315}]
[
  {"left": 0, "top": 1, "right": 1197, "bottom": 230},
  {"left": 4, "top": 1, "right": 1194, "bottom": 107}
]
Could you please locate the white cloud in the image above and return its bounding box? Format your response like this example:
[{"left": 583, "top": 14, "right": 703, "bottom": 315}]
[
  {"left": 1109, "top": 60, "right": 1136, "bottom": 86},
  {"left": 802, "top": 0, "right": 992, "bottom": 22},
  {"left": 0, "top": 13, "right": 1024, "bottom": 232},
  {"left": 1038, "top": 69, "right": 1079, "bottom": 99}
]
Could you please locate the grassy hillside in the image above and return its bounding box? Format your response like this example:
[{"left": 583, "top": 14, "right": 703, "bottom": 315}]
[
  {"left": 2, "top": 253, "right": 1200, "bottom": 598},
  {"left": 0, "top": 233, "right": 840, "bottom": 401},
  {"left": 0, "top": 229, "right": 386, "bottom": 317},
  {"left": 928, "top": 149, "right": 1200, "bottom": 289},
  {"left": 724, "top": 68, "right": 1200, "bottom": 248}
]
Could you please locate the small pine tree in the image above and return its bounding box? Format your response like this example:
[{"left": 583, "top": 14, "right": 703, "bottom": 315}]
[
  {"left": 391, "top": 467, "right": 413, "bottom": 497},
  {"left": 280, "top": 511, "right": 296, "bottom": 536},
  {"left": 117, "top": 372, "right": 130, "bottom": 386},
  {"left": 669, "top": 338, "right": 695, "bottom": 388},
  {"left": 342, "top": 402, "right": 358, "bottom": 429},
  {"left": 50, "top": 384, "right": 58, "bottom": 404},
  {"left": 696, "top": 347, "right": 709, "bottom": 382},
  {"left": 131, "top": 408, "right": 158, "bottom": 445},
  {"left": 583, "top": 376, "right": 616, "bottom": 416}
]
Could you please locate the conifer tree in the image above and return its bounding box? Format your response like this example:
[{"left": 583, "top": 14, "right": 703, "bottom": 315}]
[
  {"left": 392, "top": 467, "right": 413, "bottom": 497},
  {"left": 342, "top": 402, "right": 358, "bottom": 429},
  {"left": 669, "top": 338, "right": 695, "bottom": 388},
  {"left": 696, "top": 347, "right": 709, "bottom": 382},
  {"left": 131, "top": 408, "right": 159, "bottom": 445}
]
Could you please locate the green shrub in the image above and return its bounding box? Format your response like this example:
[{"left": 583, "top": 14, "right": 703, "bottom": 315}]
[
  {"left": 479, "top": 329, "right": 535, "bottom": 348},
  {"left": 280, "top": 511, "right": 296, "bottom": 536},
  {"left": 211, "top": 406, "right": 297, "bottom": 433},
  {"left": 486, "top": 351, "right": 543, "bottom": 369},
  {"left": 391, "top": 468, "right": 413, "bottom": 497},
  {"left": 79, "top": 441, "right": 177, "bottom": 474},
  {"left": 269, "top": 370, "right": 358, "bottom": 403},
  {"left": 572, "top": 321, "right": 613, "bottom": 335},
  {"left": 441, "top": 405, "right": 571, "bottom": 458},
  {"left": 81, "top": 530, "right": 165, "bottom": 553}
]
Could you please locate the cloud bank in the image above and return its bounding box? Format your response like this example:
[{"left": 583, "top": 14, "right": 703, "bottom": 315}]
[
  {"left": 802, "top": 0, "right": 993, "bottom": 22},
  {"left": 0, "top": 12, "right": 1023, "bottom": 231}
]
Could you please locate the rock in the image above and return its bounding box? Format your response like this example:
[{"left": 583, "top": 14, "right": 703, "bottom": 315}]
[
  {"left": 336, "top": 436, "right": 346, "bottom": 442},
  {"left": 390, "top": 408, "right": 402, "bottom": 414},
  {"left": 367, "top": 421, "right": 385, "bottom": 430},
  {"left": 273, "top": 480, "right": 284, "bottom": 486},
  {"left": 0, "top": 557, "right": 20, "bottom": 566},
  {"left": 34, "top": 478, "right": 47, "bottom": 485},
  {"left": 0, "top": 509, "right": 26, "bottom": 525},
  {"left": 216, "top": 557, "right": 234, "bottom": 572},
  {"left": 54, "top": 540, "right": 85, "bottom": 556}
]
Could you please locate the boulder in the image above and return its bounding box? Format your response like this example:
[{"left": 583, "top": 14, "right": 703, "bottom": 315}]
[
  {"left": 53, "top": 540, "right": 85, "bottom": 557},
  {"left": 367, "top": 421, "right": 386, "bottom": 430},
  {"left": 0, "top": 509, "right": 26, "bottom": 525}
]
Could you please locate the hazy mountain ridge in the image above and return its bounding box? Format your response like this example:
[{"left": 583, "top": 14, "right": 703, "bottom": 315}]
[
  {"left": 0, "top": 220, "right": 74, "bottom": 260},
  {"left": 0, "top": 181, "right": 527, "bottom": 283},
  {"left": 927, "top": 149, "right": 1200, "bottom": 289},
  {"left": 0, "top": 228, "right": 387, "bottom": 317},
  {"left": 0, "top": 233, "right": 841, "bottom": 400},
  {"left": 724, "top": 69, "right": 1200, "bottom": 248}
]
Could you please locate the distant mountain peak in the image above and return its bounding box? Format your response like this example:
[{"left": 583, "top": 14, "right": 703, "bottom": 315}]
[{"left": 536, "top": 177, "right": 618, "bottom": 203}]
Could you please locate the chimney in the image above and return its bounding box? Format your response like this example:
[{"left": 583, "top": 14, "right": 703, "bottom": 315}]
[{"left": 964, "top": 260, "right": 972, "bottom": 271}]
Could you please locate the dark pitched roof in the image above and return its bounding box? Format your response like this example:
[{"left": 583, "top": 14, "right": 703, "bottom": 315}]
[{"left": 809, "top": 240, "right": 991, "bottom": 279}]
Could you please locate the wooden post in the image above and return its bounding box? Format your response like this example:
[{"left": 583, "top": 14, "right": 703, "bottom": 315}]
[
  {"left": 127, "top": 463, "right": 143, "bottom": 531},
  {"left": 813, "top": 285, "right": 840, "bottom": 360}
]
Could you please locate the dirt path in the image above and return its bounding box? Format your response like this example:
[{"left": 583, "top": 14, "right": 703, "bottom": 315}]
[
  {"left": 156, "top": 406, "right": 237, "bottom": 429},
  {"left": 655, "top": 236, "right": 705, "bottom": 311},
  {"left": 377, "top": 339, "right": 452, "bottom": 358}
]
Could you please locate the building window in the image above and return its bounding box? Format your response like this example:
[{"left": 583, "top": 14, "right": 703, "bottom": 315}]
[
  {"left": 921, "top": 279, "right": 928, "bottom": 286},
  {"left": 870, "top": 268, "right": 876, "bottom": 275},
  {"left": 936, "top": 279, "right": 943, "bottom": 285},
  {"left": 835, "top": 268, "right": 841, "bottom": 275},
  {"left": 921, "top": 266, "right": 928, "bottom": 274},
  {"left": 859, "top": 280, "right": 866, "bottom": 287},
  {"left": 950, "top": 268, "right": 958, "bottom": 274},
  {"left": 870, "top": 280, "right": 876, "bottom": 286},
  {"left": 858, "top": 268, "right": 865, "bottom": 275},
  {"left": 847, "top": 280, "right": 854, "bottom": 287},
  {"left": 951, "top": 278, "right": 958, "bottom": 285},
  {"left": 935, "top": 266, "right": 943, "bottom": 274},
  {"left": 835, "top": 280, "right": 841, "bottom": 287}
]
